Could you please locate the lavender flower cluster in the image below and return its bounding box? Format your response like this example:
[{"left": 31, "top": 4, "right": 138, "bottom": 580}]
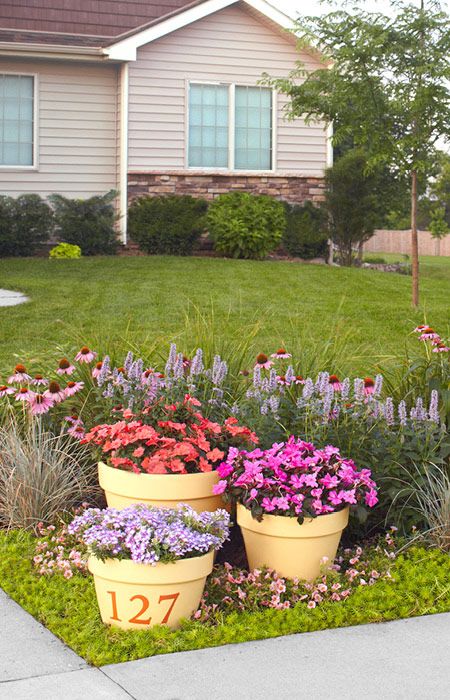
[
  {"left": 96, "top": 344, "right": 229, "bottom": 413},
  {"left": 68, "top": 504, "right": 230, "bottom": 565},
  {"left": 244, "top": 367, "right": 441, "bottom": 428}
]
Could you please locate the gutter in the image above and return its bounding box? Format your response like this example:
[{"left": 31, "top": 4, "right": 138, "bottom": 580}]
[{"left": 0, "top": 42, "right": 109, "bottom": 61}]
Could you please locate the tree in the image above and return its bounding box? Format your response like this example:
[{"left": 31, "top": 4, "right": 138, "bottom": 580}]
[
  {"left": 266, "top": 0, "right": 450, "bottom": 306},
  {"left": 324, "top": 149, "right": 382, "bottom": 265}
]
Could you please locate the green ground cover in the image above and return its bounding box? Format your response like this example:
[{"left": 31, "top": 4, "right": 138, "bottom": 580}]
[
  {"left": 1, "top": 531, "right": 449, "bottom": 666},
  {"left": 0, "top": 255, "right": 449, "bottom": 375}
]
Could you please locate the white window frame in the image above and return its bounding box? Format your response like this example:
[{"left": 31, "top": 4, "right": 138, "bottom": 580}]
[
  {"left": 0, "top": 71, "right": 38, "bottom": 171},
  {"left": 185, "top": 80, "right": 277, "bottom": 174}
]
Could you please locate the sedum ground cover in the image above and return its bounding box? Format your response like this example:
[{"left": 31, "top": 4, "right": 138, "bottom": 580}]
[
  {"left": 0, "top": 255, "right": 449, "bottom": 374},
  {"left": 0, "top": 530, "right": 449, "bottom": 666}
]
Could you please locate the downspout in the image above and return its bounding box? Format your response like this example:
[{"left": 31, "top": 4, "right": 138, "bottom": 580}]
[{"left": 119, "top": 62, "right": 129, "bottom": 244}]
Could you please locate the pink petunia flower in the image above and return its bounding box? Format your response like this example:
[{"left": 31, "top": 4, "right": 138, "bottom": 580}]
[
  {"left": 29, "top": 393, "right": 54, "bottom": 415},
  {"left": 75, "top": 346, "right": 97, "bottom": 363}
]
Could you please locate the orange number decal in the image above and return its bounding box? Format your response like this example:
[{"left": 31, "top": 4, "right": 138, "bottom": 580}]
[
  {"left": 158, "top": 593, "right": 180, "bottom": 624},
  {"left": 128, "top": 595, "right": 152, "bottom": 625},
  {"left": 107, "top": 591, "right": 122, "bottom": 622}
]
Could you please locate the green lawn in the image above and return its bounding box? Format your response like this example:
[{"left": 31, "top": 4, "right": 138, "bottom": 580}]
[{"left": 0, "top": 255, "right": 449, "bottom": 374}]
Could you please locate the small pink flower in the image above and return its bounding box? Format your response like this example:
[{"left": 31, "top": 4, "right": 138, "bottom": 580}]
[
  {"left": 15, "top": 387, "right": 35, "bottom": 402},
  {"left": 328, "top": 375, "right": 342, "bottom": 391},
  {"left": 270, "top": 348, "right": 292, "bottom": 359},
  {"left": 56, "top": 358, "right": 76, "bottom": 375},
  {"left": 432, "top": 343, "right": 449, "bottom": 353},
  {"left": 75, "top": 346, "right": 97, "bottom": 363},
  {"left": 44, "top": 381, "right": 66, "bottom": 404},
  {"left": 307, "top": 600, "right": 316, "bottom": 609},
  {"left": 92, "top": 361, "right": 104, "bottom": 379},
  {"left": 0, "top": 385, "right": 15, "bottom": 397},
  {"left": 31, "top": 374, "right": 49, "bottom": 386},
  {"left": 213, "top": 480, "right": 227, "bottom": 495},
  {"left": 29, "top": 393, "right": 54, "bottom": 415},
  {"left": 8, "top": 364, "right": 31, "bottom": 384},
  {"left": 64, "top": 381, "right": 84, "bottom": 397},
  {"left": 255, "top": 353, "right": 273, "bottom": 370},
  {"left": 67, "top": 424, "right": 85, "bottom": 440}
]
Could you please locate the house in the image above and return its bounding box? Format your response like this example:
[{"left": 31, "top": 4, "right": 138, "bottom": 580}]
[{"left": 0, "top": 0, "right": 332, "bottom": 243}]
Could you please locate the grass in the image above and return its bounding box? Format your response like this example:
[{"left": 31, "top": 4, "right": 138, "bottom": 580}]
[
  {"left": 0, "top": 255, "right": 449, "bottom": 375},
  {"left": 0, "top": 530, "right": 449, "bottom": 666}
]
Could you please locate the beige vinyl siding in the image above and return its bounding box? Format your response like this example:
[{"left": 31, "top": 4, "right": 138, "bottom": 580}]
[
  {"left": 128, "top": 3, "right": 328, "bottom": 176},
  {"left": 0, "top": 59, "right": 118, "bottom": 198}
]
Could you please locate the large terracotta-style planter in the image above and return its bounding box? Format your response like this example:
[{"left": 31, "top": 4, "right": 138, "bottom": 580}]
[
  {"left": 88, "top": 550, "right": 214, "bottom": 630},
  {"left": 98, "top": 461, "right": 224, "bottom": 513},
  {"left": 237, "top": 504, "right": 349, "bottom": 581}
]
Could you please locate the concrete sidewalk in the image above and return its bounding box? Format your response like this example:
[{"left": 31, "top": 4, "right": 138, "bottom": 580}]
[
  {"left": 1, "top": 587, "right": 449, "bottom": 700},
  {"left": 0, "top": 289, "right": 28, "bottom": 308}
]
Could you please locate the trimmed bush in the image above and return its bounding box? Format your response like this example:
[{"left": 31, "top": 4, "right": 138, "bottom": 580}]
[
  {"left": 128, "top": 195, "right": 207, "bottom": 255},
  {"left": 207, "top": 192, "right": 286, "bottom": 259},
  {"left": 49, "top": 191, "right": 118, "bottom": 256},
  {"left": 283, "top": 201, "right": 328, "bottom": 259},
  {"left": 0, "top": 194, "right": 54, "bottom": 257},
  {"left": 49, "top": 243, "right": 82, "bottom": 259}
]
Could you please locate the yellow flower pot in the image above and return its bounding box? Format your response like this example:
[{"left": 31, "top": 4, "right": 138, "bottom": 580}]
[
  {"left": 237, "top": 504, "right": 349, "bottom": 581},
  {"left": 88, "top": 550, "right": 214, "bottom": 630},
  {"left": 98, "top": 461, "right": 224, "bottom": 513}
]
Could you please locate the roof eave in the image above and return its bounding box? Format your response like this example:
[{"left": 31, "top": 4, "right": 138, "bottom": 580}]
[{"left": 0, "top": 41, "right": 108, "bottom": 61}]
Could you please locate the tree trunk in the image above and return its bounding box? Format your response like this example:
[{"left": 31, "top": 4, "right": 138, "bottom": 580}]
[
  {"left": 411, "top": 169, "right": 419, "bottom": 307},
  {"left": 357, "top": 240, "right": 364, "bottom": 265}
]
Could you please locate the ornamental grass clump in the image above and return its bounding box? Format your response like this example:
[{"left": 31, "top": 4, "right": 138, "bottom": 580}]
[
  {"left": 69, "top": 504, "right": 230, "bottom": 564},
  {"left": 214, "top": 437, "right": 378, "bottom": 523},
  {"left": 83, "top": 394, "right": 257, "bottom": 475}
]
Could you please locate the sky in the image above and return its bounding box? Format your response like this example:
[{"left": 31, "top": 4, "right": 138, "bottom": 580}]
[{"left": 276, "top": 0, "right": 450, "bottom": 19}]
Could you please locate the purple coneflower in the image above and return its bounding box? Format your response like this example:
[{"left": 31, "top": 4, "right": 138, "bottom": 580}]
[
  {"left": 75, "top": 346, "right": 97, "bottom": 363},
  {"left": 44, "top": 381, "right": 66, "bottom": 404},
  {"left": 419, "top": 327, "right": 440, "bottom": 341},
  {"left": 65, "top": 381, "right": 84, "bottom": 397},
  {"left": 57, "top": 358, "right": 75, "bottom": 375},
  {"left": 363, "top": 377, "right": 375, "bottom": 396},
  {"left": 271, "top": 348, "right": 292, "bottom": 359},
  {"left": 31, "top": 374, "right": 49, "bottom": 386},
  {"left": 29, "top": 393, "right": 53, "bottom": 415},
  {"left": 413, "top": 325, "right": 427, "bottom": 333},
  {"left": 0, "top": 385, "right": 15, "bottom": 397},
  {"left": 328, "top": 374, "right": 342, "bottom": 391},
  {"left": 255, "top": 353, "right": 273, "bottom": 370},
  {"left": 91, "top": 361, "right": 104, "bottom": 379},
  {"left": 8, "top": 364, "right": 31, "bottom": 384},
  {"left": 67, "top": 423, "right": 85, "bottom": 440},
  {"left": 432, "top": 342, "right": 449, "bottom": 353},
  {"left": 15, "top": 386, "right": 35, "bottom": 402}
]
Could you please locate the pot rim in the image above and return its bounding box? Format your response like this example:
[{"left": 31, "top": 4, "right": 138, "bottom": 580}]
[
  {"left": 98, "top": 461, "right": 220, "bottom": 499},
  {"left": 236, "top": 503, "right": 349, "bottom": 538},
  {"left": 88, "top": 549, "right": 214, "bottom": 584}
]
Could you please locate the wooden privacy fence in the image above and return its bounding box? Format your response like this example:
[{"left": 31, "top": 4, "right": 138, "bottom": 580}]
[{"left": 363, "top": 230, "right": 450, "bottom": 257}]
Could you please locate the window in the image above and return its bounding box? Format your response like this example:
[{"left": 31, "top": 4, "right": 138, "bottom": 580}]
[
  {"left": 0, "top": 74, "right": 34, "bottom": 167},
  {"left": 188, "top": 83, "right": 273, "bottom": 170}
]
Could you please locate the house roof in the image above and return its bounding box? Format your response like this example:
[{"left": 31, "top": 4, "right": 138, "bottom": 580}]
[{"left": 0, "top": 1, "right": 198, "bottom": 45}]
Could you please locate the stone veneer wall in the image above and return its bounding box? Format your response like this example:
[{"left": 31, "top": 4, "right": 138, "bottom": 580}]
[{"left": 127, "top": 172, "right": 325, "bottom": 205}]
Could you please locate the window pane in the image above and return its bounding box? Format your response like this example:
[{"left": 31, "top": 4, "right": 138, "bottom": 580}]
[
  {"left": 234, "top": 86, "right": 272, "bottom": 171},
  {"left": 0, "top": 75, "right": 34, "bottom": 166},
  {"left": 188, "top": 84, "right": 229, "bottom": 168}
]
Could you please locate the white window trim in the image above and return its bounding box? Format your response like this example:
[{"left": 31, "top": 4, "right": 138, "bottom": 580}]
[
  {"left": 0, "top": 71, "right": 39, "bottom": 171},
  {"left": 186, "top": 80, "right": 277, "bottom": 174}
]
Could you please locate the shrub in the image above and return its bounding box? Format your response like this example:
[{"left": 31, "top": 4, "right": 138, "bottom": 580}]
[
  {"left": 49, "top": 191, "right": 118, "bottom": 256},
  {"left": 364, "top": 255, "right": 387, "bottom": 264},
  {"left": 283, "top": 201, "right": 328, "bottom": 259},
  {"left": 0, "top": 194, "right": 53, "bottom": 257},
  {"left": 207, "top": 192, "right": 286, "bottom": 259},
  {"left": 49, "top": 243, "right": 82, "bottom": 259},
  {"left": 128, "top": 195, "right": 207, "bottom": 255}
]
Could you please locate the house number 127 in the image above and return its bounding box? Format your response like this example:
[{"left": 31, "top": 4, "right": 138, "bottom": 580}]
[{"left": 107, "top": 590, "right": 180, "bottom": 625}]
